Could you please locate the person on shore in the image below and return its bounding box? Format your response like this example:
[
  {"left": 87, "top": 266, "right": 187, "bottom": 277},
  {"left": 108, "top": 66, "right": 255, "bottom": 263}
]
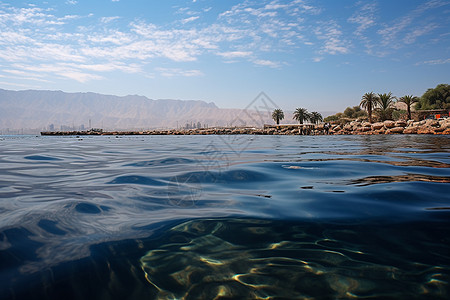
[{"left": 324, "top": 123, "right": 330, "bottom": 135}]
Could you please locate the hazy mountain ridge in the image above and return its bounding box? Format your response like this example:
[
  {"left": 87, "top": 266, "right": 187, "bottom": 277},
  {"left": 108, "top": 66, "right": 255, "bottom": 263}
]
[
  {"left": 0, "top": 89, "right": 275, "bottom": 132},
  {"left": 0, "top": 89, "right": 335, "bottom": 134}
]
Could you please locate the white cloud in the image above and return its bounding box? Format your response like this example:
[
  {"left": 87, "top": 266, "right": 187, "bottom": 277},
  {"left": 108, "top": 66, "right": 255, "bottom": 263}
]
[
  {"left": 348, "top": 2, "right": 377, "bottom": 36},
  {"left": 312, "top": 57, "right": 323, "bottom": 62},
  {"left": 181, "top": 16, "right": 199, "bottom": 24},
  {"left": 252, "top": 59, "right": 280, "bottom": 68},
  {"left": 0, "top": 1, "right": 326, "bottom": 86},
  {"left": 10, "top": 63, "right": 103, "bottom": 82},
  {"left": 0, "top": 81, "right": 41, "bottom": 88},
  {"left": 155, "top": 68, "right": 203, "bottom": 77},
  {"left": 66, "top": 0, "right": 78, "bottom": 5},
  {"left": 403, "top": 24, "right": 438, "bottom": 44},
  {"left": 100, "top": 16, "right": 120, "bottom": 23},
  {"left": 416, "top": 58, "right": 450, "bottom": 65},
  {"left": 61, "top": 62, "right": 142, "bottom": 73},
  {"left": 217, "top": 51, "right": 252, "bottom": 58},
  {"left": 4, "top": 0, "right": 444, "bottom": 87},
  {"left": 315, "top": 22, "right": 349, "bottom": 55},
  {"left": 377, "top": 0, "right": 448, "bottom": 48}
]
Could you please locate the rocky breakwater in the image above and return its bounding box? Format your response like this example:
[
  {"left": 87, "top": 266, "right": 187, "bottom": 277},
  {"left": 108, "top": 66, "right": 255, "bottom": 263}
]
[{"left": 329, "top": 118, "right": 450, "bottom": 135}]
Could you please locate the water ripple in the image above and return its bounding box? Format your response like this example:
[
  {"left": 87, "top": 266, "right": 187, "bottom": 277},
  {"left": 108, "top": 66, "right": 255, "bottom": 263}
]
[{"left": 0, "top": 135, "right": 449, "bottom": 299}]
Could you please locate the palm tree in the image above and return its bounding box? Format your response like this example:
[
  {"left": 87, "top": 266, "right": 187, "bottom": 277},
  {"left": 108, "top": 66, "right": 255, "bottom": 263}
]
[
  {"left": 293, "top": 108, "right": 310, "bottom": 124},
  {"left": 398, "top": 95, "right": 418, "bottom": 120},
  {"left": 272, "top": 109, "right": 284, "bottom": 125},
  {"left": 309, "top": 111, "right": 323, "bottom": 124},
  {"left": 360, "top": 92, "right": 379, "bottom": 123},
  {"left": 376, "top": 92, "right": 395, "bottom": 121}
]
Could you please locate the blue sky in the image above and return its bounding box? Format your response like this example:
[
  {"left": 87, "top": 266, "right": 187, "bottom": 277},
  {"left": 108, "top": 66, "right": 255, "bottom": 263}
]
[{"left": 0, "top": 0, "right": 449, "bottom": 112}]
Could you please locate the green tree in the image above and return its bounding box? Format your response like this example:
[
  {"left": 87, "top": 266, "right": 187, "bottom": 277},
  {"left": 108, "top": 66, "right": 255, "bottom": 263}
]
[
  {"left": 343, "top": 106, "right": 367, "bottom": 119},
  {"left": 324, "top": 107, "right": 367, "bottom": 123},
  {"left": 376, "top": 92, "right": 395, "bottom": 121},
  {"left": 271, "top": 109, "right": 284, "bottom": 125},
  {"left": 398, "top": 95, "right": 418, "bottom": 120},
  {"left": 416, "top": 84, "right": 450, "bottom": 110},
  {"left": 293, "top": 108, "right": 310, "bottom": 124},
  {"left": 324, "top": 113, "right": 342, "bottom": 122},
  {"left": 310, "top": 111, "right": 323, "bottom": 124},
  {"left": 360, "top": 92, "right": 379, "bottom": 123}
]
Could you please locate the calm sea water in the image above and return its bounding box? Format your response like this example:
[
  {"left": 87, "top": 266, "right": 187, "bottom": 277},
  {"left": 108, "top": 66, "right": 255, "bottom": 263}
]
[{"left": 0, "top": 134, "right": 449, "bottom": 299}]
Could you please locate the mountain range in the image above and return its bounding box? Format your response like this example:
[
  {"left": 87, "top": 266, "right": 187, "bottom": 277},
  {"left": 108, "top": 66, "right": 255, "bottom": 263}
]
[{"left": 0, "top": 89, "right": 333, "bottom": 134}]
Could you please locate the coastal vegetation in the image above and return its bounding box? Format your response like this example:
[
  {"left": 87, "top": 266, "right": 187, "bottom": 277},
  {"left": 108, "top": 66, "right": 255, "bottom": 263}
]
[
  {"left": 324, "top": 106, "right": 366, "bottom": 123},
  {"left": 324, "top": 84, "right": 449, "bottom": 124},
  {"left": 272, "top": 109, "right": 284, "bottom": 125},
  {"left": 376, "top": 92, "right": 395, "bottom": 121},
  {"left": 359, "top": 92, "right": 378, "bottom": 123},
  {"left": 398, "top": 95, "right": 418, "bottom": 120},
  {"left": 415, "top": 84, "right": 450, "bottom": 110},
  {"left": 310, "top": 112, "right": 323, "bottom": 124},
  {"left": 293, "top": 108, "right": 310, "bottom": 124}
]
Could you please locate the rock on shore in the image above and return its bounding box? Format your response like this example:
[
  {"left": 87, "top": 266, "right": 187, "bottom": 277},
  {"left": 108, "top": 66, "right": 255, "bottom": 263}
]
[
  {"left": 40, "top": 118, "right": 450, "bottom": 136},
  {"left": 329, "top": 119, "right": 450, "bottom": 135}
]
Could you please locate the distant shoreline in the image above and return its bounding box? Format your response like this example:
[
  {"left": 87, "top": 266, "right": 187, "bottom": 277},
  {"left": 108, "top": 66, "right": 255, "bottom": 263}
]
[{"left": 41, "top": 119, "right": 449, "bottom": 136}]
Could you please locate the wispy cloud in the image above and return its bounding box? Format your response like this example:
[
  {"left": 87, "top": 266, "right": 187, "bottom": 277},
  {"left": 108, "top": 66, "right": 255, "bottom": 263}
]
[
  {"left": 377, "top": 0, "right": 448, "bottom": 48},
  {"left": 155, "top": 68, "right": 203, "bottom": 77},
  {"left": 314, "top": 22, "right": 349, "bottom": 55},
  {"left": 1, "top": 0, "right": 448, "bottom": 87},
  {"left": 252, "top": 59, "right": 280, "bottom": 68},
  {"left": 348, "top": 2, "right": 377, "bottom": 36},
  {"left": 181, "top": 16, "right": 199, "bottom": 24},
  {"left": 100, "top": 16, "right": 120, "bottom": 23},
  {"left": 312, "top": 56, "right": 323, "bottom": 62},
  {"left": 416, "top": 58, "right": 450, "bottom": 65},
  {"left": 403, "top": 23, "right": 438, "bottom": 44},
  {"left": 217, "top": 51, "right": 253, "bottom": 58}
]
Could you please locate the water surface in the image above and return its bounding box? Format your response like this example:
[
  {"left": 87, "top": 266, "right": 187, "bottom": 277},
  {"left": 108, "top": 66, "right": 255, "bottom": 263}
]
[{"left": 0, "top": 135, "right": 449, "bottom": 299}]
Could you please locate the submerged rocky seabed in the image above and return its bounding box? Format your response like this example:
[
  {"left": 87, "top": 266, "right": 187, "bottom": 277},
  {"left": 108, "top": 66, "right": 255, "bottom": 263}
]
[{"left": 41, "top": 118, "right": 450, "bottom": 136}]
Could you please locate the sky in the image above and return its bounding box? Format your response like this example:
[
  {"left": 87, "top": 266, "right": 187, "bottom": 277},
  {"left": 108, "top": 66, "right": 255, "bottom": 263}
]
[{"left": 0, "top": 0, "right": 449, "bottom": 112}]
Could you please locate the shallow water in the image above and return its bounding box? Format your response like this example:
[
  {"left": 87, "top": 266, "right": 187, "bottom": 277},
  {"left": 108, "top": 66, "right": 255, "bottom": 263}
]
[{"left": 0, "top": 134, "right": 449, "bottom": 299}]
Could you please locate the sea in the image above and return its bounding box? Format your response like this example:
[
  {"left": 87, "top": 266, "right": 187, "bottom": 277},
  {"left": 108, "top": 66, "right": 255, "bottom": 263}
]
[{"left": 0, "top": 134, "right": 449, "bottom": 300}]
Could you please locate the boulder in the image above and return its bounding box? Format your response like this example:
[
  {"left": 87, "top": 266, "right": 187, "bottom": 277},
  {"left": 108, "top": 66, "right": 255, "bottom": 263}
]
[
  {"left": 439, "top": 120, "right": 450, "bottom": 129},
  {"left": 384, "top": 120, "right": 395, "bottom": 128},
  {"left": 332, "top": 125, "right": 341, "bottom": 131},
  {"left": 395, "top": 120, "right": 407, "bottom": 127},
  {"left": 417, "top": 127, "right": 435, "bottom": 134},
  {"left": 371, "top": 122, "right": 384, "bottom": 130},
  {"left": 425, "top": 119, "right": 440, "bottom": 127},
  {"left": 440, "top": 128, "right": 450, "bottom": 135},
  {"left": 387, "top": 127, "right": 404, "bottom": 134},
  {"left": 403, "top": 127, "right": 418, "bottom": 134},
  {"left": 434, "top": 126, "right": 446, "bottom": 133}
]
